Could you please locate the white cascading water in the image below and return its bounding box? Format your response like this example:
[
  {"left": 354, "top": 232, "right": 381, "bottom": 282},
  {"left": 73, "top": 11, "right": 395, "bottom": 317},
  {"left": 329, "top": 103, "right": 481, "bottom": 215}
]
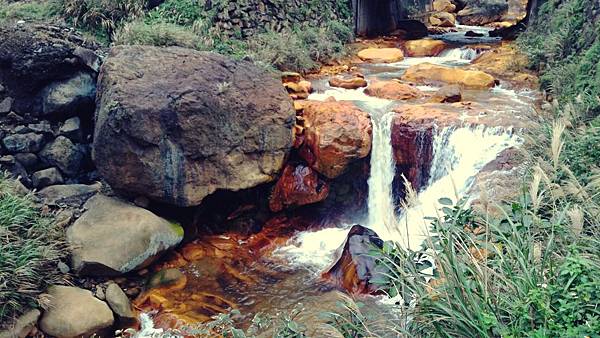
[
  {"left": 366, "top": 112, "right": 398, "bottom": 238},
  {"left": 439, "top": 47, "right": 479, "bottom": 61},
  {"left": 392, "top": 125, "right": 522, "bottom": 249}
]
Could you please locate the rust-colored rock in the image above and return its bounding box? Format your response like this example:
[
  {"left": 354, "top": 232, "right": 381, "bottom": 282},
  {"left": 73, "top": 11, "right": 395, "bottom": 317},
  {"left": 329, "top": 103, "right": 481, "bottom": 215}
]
[
  {"left": 357, "top": 48, "right": 404, "bottom": 63},
  {"left": 329, "top": 76, "right": 367, "bottom": 89},
  {"left": 323, "top": 225, "right": 385, "bottom": 294},
  {"left": 391, "top": 109, "right": 435, "bottom": 191},
  {"left": 402, "top": 62, "right": 496, "bottom": 89},
  {"left": 430, "top": 84, "right": 462, "bottom": 103},
  {"left": 269, "top": 163, "right": 329, "bottom": 212},
  {"left": 364, "top": 80, "right": 423, "bottom": 100},
  {"left": 404, "top": 39, "right": 447, "bottom": 57},
  {"left": 298, "top": 101, "right": 372, "bottom": 179}
]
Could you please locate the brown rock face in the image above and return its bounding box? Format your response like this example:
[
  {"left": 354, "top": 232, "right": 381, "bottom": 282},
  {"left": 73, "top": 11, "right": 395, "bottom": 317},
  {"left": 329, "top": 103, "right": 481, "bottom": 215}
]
[
  {"left": 269, "top": 163, "right": 329, "bottom": 212},
  {"left": 391, "top": 109, "right": 434, "bottom": 192},
  {"left": 364, "top": 80, "right": 423, "bottom": 100},
  {"left": 430, "top": 84, "right": 462, "bottom": 103},
  {"left": 298, "top": 101, "right": 372, "bottom": 179},
  {"left": 404, "top": 39, "right": 448, "bottom": 57},
  {"left": 93, "top": 46, "right": 295, "bottom": 207},
  {"left": 402, "top": 62, "right": 496, "bottom": 89},
  {"left": 433, "top": 0, "right": 456, "bottom": 13},
  {"left": 357, "top": 48, "right": 404, "bottom": 63},
  {"left": 323, "top": 225, "right": 385, "bottom": 294},
  {"left": 430, "top": 12, "right": 456, "bottom": 27},
  {"left": 329, "top": 76, "right": 368, "bottom": 89}
]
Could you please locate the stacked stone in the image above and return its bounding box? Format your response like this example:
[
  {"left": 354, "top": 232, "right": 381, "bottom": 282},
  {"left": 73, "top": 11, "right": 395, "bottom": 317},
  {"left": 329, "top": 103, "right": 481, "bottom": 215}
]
[
  {"left": 210, "top": 0, "right": 350, "bottom": 37},
  {"left": 0, "top": 24, "right": 100, "bottom": 190}
]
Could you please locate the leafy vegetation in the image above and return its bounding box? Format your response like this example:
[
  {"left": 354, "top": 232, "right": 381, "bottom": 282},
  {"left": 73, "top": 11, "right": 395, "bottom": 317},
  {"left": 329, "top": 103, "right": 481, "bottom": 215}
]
[
  {"left": 0, "top": 0, "right": 62, "bottom": 22},
  {"left": 0, "top": 176, "right": 67, "bottom": 326},
  {"left": 518, "top": 0, "right": 600, "bottom": 117}
]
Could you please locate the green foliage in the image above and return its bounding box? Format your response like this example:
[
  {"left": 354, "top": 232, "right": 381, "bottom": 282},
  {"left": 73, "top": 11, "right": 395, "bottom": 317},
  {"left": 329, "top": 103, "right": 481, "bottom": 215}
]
[
  {"left": 113, "top": 20, "right": 201, "bottom": 48},
  {"left": 59, "top": 0, "right": 146, "bottom": 41},
  {"left": 0, "top": 176, "right": 67, "bottom": 326},
  {"left": 0, "top": 0, "right": 62, "bottom": 23},
  {"left": 519, "top": 0, "right": 600, "bottom": 117},
  {"left": 145, "top": 0, "right": 203, "bottom": 26}
]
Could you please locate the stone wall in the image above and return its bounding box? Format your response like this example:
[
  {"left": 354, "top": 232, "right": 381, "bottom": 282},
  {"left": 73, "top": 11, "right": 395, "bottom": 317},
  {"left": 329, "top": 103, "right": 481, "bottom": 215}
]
[{"left": 205, "top": 0, "right": 353, "bottom": 37}]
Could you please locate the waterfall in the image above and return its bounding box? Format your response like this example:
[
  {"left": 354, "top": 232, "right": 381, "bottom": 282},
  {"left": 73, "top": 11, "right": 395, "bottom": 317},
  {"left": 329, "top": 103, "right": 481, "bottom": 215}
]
[
  {"left": 393, "top": 124, "right": 522, "bottom": 249},
  {"left": 439, "top": 47, "right": 479, "bottom": 61},
  {"left": 367, "top": 111, "right": 398, "bottom": 238}
]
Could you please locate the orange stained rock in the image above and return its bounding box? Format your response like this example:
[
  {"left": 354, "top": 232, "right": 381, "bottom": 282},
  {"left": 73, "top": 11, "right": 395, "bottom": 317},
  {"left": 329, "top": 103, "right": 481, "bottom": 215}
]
[
  {"left": 403, "top": 39, "right": 448, "bottom": 57},
  {"left": 364, "top": 80, "right": 423, "bottom": 100},
  {"left": 357, "top": 48, "right": 404, "bottom": 63},
  {"left": 402, "top": 62, "right": 496, "bottom": 89}
]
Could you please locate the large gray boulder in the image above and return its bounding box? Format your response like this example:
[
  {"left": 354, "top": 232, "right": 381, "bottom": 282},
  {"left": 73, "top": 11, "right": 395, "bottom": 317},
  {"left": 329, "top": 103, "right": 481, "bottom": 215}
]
[
  {"left": 93, "top": 46, "right": 295, "bottom": 207},
  {"left": 39, "top": 286, "right": 114, "bottom": 338},
  {"left": 67, "top": 195, "right": 184, "bottom": 276}
]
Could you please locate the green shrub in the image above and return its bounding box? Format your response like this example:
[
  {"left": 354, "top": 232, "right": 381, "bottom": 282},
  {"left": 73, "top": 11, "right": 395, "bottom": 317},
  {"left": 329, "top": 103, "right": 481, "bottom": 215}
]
[
  {"left": 0, "top": 0, "right": 62, "bottom": 22},
  {"left": 59, "top": 0, "right": 146, "bottom": 40},
  {"left": 113, "top": 20, "right": 201, "bottom": 48},
  {"left": 0, "top": 177, "right": 67, "bottom": 326},
  {"left": 145, "top": 0, "right": 203, "bottom": 26}
]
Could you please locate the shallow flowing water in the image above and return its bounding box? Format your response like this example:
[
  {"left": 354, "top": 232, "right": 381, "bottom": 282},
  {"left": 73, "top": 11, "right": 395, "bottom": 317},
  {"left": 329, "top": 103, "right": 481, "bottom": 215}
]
[{"left": 140, "top": 31, "right": 539, "bottom": 334}]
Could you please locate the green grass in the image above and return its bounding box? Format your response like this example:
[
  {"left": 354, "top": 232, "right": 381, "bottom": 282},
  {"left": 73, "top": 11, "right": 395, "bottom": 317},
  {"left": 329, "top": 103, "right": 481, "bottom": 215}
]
[
  {"left": 0, "top": 176, "right": 67, "bottom": 327},
  {"left": 0, "top": 0, "right": 62, "bottom": 23}
]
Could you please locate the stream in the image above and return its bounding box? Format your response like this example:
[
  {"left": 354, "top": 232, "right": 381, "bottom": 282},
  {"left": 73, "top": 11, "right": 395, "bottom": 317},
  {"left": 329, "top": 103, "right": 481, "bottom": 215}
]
[{"left": 137, "top": 25, "right": 539, "bottom": 336}]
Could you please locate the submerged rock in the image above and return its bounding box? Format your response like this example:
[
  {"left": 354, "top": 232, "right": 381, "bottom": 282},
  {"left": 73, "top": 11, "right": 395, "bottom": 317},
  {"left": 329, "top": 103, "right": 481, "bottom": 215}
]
[
  {"left": 67, "top": 195, "right": 184, "bottom": 276},
  {"left": 297, "top": 101, "right": 372, "bottom": 179},
  {"left": 357, "top": 48, "right": 404, "bottom": 63},
  {"left": 323, "top": 225, "right": 385, "bottom": 294},
  {"left": 402, "top": 62, "right": 497, "bottom": 88},
  {"left": 93, "top": 46, "right": 295, "bottom": 207},
  {"left": 39, "top": 286, "right": 114, "bottom": 338},
  {"left": 364, "top": 80, "right": 423, "bottom": 100},
  {"left": 430, "top": 84, "right": 463, "bottom": 103},
  {"left": 269, "top": 163, "right": 329, "bottom": 212}
]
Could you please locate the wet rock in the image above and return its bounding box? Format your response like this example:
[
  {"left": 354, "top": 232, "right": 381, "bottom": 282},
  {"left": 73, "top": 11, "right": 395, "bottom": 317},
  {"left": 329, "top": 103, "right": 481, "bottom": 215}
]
[
  {"left": 93, "top": 46, "right": 294, "bottom": 207},
  {"left": 433, "top": 0, "right": 456, "bottom": 12},
  {"left": 37, "top": 183, "right": 101, "bottom": 207},
  {"left": 32, "top": 167, "right": 64, "bottom": 189},
  {"left": 465, "top": 30, "right": 485, "bottom": 37},
  {"left": 269, "top": 163, "right": 329, "bottom": 212},
  {"left": 2, "top": 133, "right": 44, "bottom": 153},
  {"left": 0, "top": 97, "right": 13, "bottom": 114},
  {"left": 430, "top": 84, "right": 462, "bottom": 103},
  {"left": 0, "top": 309, "right": 41, "bottom": 338},
  {"left": 357, "top": 48, "right": 404, "bottom": 63},
  {"left": 59, "top": 116, "right": 83, "bottom": 142},
  {"left": 328, "top": 75, "right": 367, "bottom": 89},
  {"left": 40, "top": 71, "right": 96, "bottom": 118},
  {"left": 284, "top": 81, "right": 310, "bottom": 100},
  {"left": 298, "top": 101, "right": 372, "bottom": 179},
  {"left": 323, "top": 225, "right": 385, "bottom": 294},
  {"left": 391, "top": 110, "right": 435, "bottom": 191},
  {"left": 401, "top": 62, "right": 496, "bottom": 88},
  {"left": 146, "top": 268, "right": 186, "bottom": 290},
  {"left": 39, "top": 286, "right": 114, "bottom": 338},
  {"left": 67, "top": 195, "right": 184, "bottom": 276},
  {"left": 364, "top": 80, "right": 423, "bottom": 100},
  {"left": 39, "top": 136, "right": 85, "bottom": 176},
  {"left": 105, "top": 283, "right": 135, "bottom": 320},
  {"left": 404, "top": 39, "right": 447, "bottom": 57}
]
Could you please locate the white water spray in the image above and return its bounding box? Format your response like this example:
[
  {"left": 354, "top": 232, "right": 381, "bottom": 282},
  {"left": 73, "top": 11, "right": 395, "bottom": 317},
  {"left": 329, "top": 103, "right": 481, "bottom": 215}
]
[{"left": 367, "top": 111, "right": 399, "bottom": 239}]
